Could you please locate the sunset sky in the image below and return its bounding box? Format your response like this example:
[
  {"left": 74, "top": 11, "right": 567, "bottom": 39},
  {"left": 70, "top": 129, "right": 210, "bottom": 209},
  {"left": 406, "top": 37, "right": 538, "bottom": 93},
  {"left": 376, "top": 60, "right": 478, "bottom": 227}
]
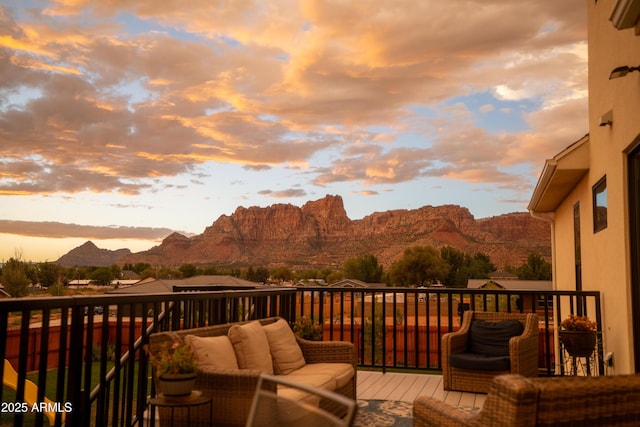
[{"left": 0, "top": 1, "right": 588, "bottom": 263}]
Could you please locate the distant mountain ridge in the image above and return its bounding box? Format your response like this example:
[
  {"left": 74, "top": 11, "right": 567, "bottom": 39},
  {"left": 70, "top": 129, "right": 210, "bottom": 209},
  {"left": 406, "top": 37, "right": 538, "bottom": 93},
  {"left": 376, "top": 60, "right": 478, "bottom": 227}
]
[
  {"left": 57, "top": 241, "right": 131, "bottom": 267},
  {"left": 58, "top": 195, "right": 551, "bottom": 269}
]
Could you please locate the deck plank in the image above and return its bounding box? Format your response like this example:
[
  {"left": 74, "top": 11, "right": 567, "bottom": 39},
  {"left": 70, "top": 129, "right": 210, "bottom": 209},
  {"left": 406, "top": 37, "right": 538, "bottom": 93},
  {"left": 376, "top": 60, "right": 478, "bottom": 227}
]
[{"left": 356, "top": 371, "right": 485, "bottom": 409}]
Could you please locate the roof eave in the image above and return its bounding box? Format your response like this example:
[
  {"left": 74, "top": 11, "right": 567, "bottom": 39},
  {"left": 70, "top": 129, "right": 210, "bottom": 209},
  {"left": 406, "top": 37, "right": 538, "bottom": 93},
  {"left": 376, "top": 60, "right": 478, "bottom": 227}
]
[
  {"left": 528, "top": 135, "right": 590, "bottom": 213},
  {"left": 610, "top": 0, "right": 640, "bottom": 30}
]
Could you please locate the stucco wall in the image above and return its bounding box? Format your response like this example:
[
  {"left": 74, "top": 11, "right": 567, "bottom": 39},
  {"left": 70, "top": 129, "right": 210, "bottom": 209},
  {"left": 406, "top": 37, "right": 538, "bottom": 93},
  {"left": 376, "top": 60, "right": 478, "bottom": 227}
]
[{"left": 581, "top": 0, "right": 640, "bottom": 373}]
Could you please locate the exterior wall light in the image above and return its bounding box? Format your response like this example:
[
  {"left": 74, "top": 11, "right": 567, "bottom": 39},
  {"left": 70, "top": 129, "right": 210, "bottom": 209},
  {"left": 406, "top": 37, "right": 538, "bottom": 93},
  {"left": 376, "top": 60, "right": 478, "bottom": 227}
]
[
  {"left": 599, "top": 110, "right": 613, "bottom": 127},
  {"left": 609, "top": 65, "right": 640, "bottom": 79}
]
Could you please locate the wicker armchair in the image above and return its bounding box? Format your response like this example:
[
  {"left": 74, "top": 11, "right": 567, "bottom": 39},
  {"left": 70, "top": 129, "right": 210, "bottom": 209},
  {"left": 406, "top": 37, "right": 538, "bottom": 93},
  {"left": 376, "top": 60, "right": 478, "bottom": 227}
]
[
  {"left": 148, "top": 317, "right": 356, "bottom": 427},
  {"left": 414, "top": 374, "right": 640, "bottom": 427},
  {"left": 442, "top": 311, "right": 539, "bottom": 393}
]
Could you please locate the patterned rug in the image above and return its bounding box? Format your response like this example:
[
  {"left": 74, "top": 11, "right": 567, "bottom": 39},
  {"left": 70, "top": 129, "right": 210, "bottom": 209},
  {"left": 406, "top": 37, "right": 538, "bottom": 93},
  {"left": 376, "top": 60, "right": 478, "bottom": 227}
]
[
  {"left": 353, "top": 399, "right": 481, "bottom": 426},
  {"left": 353, "top": 400, "right": 413, "bottom": 427}
]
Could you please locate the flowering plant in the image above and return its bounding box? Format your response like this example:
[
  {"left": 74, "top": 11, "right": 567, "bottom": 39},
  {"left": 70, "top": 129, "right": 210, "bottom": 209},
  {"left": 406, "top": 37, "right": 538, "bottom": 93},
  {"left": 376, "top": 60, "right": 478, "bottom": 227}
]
[
  {"left": 148, "top": 341, "right": 198, "bottom": 376},
  {"left": 560, "top": 314, "right": 596, "bottom": 332}
]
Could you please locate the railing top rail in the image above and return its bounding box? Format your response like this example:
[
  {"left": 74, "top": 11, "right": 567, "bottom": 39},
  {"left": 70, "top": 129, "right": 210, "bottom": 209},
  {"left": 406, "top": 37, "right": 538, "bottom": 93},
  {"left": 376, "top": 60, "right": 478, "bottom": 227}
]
[
  {"left": 297, "top": 286, "right": 601, "bottom": 297},
  {"left": 0, "top": 287, "right": 297, "bottom": 311}
]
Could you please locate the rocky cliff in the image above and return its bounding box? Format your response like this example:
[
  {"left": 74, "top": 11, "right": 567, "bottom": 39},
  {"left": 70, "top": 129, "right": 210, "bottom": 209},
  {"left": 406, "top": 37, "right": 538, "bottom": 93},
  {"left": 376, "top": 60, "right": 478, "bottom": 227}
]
[{"left": 115, "top": 195, "right": 550, "bottom": 269}]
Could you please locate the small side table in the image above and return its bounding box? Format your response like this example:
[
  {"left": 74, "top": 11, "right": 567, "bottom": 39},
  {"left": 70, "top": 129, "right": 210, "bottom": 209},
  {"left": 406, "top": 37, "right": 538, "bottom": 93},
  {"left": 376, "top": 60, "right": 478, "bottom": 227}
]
[{"left": 149, "top": 390, "right": 212, "bottom": 427}]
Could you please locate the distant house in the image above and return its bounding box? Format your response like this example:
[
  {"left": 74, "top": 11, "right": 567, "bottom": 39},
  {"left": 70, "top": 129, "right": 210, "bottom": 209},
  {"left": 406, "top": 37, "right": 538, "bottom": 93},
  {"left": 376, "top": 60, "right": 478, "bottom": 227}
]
[
  {"left": 467, "top": 279, "right": 552, "bottom": 292},
  {"left": 328, "top": 279, "right": 387, "bottom": 288},
  {"left": 119, "top": 270, "right": 141, "bottom": 280},
  {"left": 467, "top": 279, "right": 553, "bottom": 311},
  {"left": 108, "top": 275, "right": 263, "bottom": 294},
  {"left": 67, "top": 279, "right": 93, "bottom": 288}
]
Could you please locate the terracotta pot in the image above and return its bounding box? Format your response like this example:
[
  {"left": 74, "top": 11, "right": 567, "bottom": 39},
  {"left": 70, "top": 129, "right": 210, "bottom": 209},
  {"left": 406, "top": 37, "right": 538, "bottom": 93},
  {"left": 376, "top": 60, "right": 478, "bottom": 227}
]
[
  {"left": 559, "top": 330, "right": 596, "bottom": 358},
  {"left": 158, "top": 372, "right": 197, "bottom": 396}
]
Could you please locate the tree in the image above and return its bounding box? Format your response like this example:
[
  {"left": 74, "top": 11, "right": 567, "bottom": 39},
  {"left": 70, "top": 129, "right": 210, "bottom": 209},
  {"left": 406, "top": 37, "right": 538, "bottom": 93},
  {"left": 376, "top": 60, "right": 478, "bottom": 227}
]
[
  {"left": 37, "top": 263, "right": 68, "bottom": 288},
  {"left": 179, "top": 264, "right": 199, "bottom": 278},
  {"left": 342, "top": 254, "right": 384, "bottom": 283},
  {"left": 1, "top": 257, "right": 31, "bottom": 297},
  {"left": 245, "top": 267, "right": 269, "bottom": 283},
  {"left": 89, "top": 267, "right": 114, "bottom": 286},
  {"left": 388, "top": 246, "right": 449, "bottom": 287},
  {"left": 441, "top": 246, "right": 467, "bottom": 287},
  {"left": 517, "top": 253, "right": 552, "bottom": 280},
  {"left": 440, "top": 247, "right": 495, "bottom": 288},
  {"left": 271, "top": 266, "right": 293, "bottom": 282}
]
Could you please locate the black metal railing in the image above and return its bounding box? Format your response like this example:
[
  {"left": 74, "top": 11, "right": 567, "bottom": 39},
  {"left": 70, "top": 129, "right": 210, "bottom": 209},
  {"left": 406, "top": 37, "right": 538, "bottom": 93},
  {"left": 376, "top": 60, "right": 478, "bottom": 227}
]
[
  {"left": 0, "top": 288, "right": 297, "bottom": 427},
  {"left": 296, "top": 287, "right": 603, "bottom": 377},
  {"left": 0, "top": 286, "right": 602, "bottom": 427}
]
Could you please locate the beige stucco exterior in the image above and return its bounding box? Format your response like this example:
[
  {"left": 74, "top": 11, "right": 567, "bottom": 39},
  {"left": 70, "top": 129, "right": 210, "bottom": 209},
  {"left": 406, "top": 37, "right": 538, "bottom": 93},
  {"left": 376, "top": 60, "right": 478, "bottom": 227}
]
[{"left": 529, "top": 0, "right": 640, "bottom": 374}]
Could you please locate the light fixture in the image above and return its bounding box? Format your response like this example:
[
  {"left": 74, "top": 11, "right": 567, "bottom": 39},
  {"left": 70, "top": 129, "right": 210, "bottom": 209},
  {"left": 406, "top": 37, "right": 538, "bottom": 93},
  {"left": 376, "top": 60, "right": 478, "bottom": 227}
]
[
  {"left": 609, "top": 65, "right": 640, "bottom": 79},
  {"left": 599, "top": 110, "right": 613, "bottom": 127}
]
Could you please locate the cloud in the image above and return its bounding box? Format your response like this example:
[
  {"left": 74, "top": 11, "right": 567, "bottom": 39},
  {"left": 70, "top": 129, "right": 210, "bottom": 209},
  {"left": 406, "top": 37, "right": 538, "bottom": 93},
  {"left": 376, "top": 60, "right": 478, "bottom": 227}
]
[
  {"left": 0, "top": 220, "right": 180, "bottom": 240},
  {"left": 258, "top": 188, "right": 307, "bottom": 198},
  {"left": 0, "top": 1, "right": 587, "bottom": 200}
]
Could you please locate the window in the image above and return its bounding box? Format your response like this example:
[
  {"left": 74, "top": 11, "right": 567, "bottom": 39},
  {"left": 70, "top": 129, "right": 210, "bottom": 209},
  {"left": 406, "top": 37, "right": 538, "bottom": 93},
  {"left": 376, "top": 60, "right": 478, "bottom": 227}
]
[{"left": 593, "top": 176, "right": 608, "bottom": 232}]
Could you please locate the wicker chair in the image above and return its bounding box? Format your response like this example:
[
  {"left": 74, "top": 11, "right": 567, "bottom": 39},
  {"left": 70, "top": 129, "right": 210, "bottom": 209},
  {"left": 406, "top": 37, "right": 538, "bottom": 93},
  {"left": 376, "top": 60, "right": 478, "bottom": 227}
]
[
  {"left": 414, "top": 373, "right": 640, "bottom": 427},
  {"left": 148, "top": 317, "right": 356, "bottom": 427},
  {"left": 442, "top": 311, "right": 539, "bottom": 393}
]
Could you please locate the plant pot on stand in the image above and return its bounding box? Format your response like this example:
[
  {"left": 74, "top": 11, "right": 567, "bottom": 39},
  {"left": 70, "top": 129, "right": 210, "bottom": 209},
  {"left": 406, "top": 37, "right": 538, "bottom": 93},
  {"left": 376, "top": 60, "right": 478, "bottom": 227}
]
[
  {"left": 158, "top": 372, "right": 197, "bottom": 397},
  {"left": 559, "top": 330, "right": 597, "bottom": 376},
  {"left": 560, "top": 330, "right": 597, "bottom": 357}
]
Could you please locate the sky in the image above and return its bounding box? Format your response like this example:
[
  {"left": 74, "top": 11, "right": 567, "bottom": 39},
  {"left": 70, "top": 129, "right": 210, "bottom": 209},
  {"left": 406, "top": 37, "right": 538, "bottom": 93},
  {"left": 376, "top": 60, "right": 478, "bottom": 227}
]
[{"left": 0, "top": 1, "right": 588, "bottom": 263}]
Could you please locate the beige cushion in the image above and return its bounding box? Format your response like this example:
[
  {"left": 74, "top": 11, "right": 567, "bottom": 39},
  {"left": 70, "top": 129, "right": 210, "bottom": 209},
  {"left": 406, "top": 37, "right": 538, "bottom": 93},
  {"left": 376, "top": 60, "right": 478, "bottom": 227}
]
[
  {"left": 287, "top": 363, "right": 354, "bottom": 389},
  {"left": 263, "top": 319, "right": 306, "bottom": 375},
  {"left": 228, "top": 321, "right": 273, "bottom": 374},
  {"left": 184, "top": 334, "right": 239, "bottom": 371}
]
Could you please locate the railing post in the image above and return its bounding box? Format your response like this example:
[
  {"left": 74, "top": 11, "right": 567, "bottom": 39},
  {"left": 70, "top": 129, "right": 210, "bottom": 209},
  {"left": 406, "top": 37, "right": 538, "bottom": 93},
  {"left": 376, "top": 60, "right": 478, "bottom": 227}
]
[{"left": 65, "top": 305, "right": 86, "bottom": 427}]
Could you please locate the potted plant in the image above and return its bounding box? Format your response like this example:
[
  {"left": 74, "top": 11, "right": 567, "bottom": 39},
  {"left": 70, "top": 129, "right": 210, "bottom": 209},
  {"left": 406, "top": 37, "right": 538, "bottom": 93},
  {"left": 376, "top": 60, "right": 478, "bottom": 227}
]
[
  {"left": 293, "top": 316, "right": 323, "bottom": 341},
  {"left": 148, "top": 341, "right": 198, "bottom": 396},
  {"left": 559, "top": 314, "right": 597, "bottom": 357}
]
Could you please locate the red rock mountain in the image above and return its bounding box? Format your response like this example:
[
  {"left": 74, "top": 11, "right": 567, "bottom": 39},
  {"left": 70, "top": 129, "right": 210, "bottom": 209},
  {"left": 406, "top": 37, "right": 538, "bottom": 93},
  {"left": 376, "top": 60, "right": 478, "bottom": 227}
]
[{"left": 114, "top": 195, "right": 550, "bottom": 270}]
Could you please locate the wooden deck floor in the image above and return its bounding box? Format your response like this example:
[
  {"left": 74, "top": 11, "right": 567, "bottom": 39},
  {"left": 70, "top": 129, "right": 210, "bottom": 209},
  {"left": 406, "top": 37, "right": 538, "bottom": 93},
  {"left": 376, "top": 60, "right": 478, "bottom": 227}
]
[{"left": 356, "top": 370, "right": 486, "bottom": 409}]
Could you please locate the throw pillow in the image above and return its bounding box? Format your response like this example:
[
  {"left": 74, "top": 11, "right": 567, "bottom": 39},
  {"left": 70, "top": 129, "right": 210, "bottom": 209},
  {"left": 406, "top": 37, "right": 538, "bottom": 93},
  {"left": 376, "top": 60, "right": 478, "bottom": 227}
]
[
  {"left": 228, "top": 320, "right": 274, "bottom": 374},
  {"left": 469, "top": 319, "right": 524, "bottom": 356},
  {"left": 263, "top": 319, "right": 306, "bottom": 375},
  {"left": 184, "top": 334, "right": 239, "bottom": 371}
]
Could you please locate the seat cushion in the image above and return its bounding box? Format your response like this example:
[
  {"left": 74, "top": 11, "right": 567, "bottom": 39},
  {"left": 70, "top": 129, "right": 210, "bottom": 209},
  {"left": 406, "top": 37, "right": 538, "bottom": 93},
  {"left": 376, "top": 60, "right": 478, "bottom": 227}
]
[
  {"left": 279, "top": 373, "right": 336, "bottom": 391},
  {"left": 287, "top": 363, "right": 354, "bottom": 389},
  {"left": 263, "top": 319, "right": 306, "bottom": 375},
  {"left": 469, "top": 319, "right": 524, "bottom": 356},
  {"left": 184, "top": 334, "right": 239, "bottom": 371},
  {"left": 449, "top": 352, "right": 511, "bottom": 371},
  {"left": 228, "top": 320, "right": 273, "bottom": 374}
]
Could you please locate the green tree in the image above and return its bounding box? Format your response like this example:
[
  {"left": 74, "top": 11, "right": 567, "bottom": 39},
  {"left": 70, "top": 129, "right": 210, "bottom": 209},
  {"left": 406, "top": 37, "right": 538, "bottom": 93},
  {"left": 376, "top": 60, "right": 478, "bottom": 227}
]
[
  {"left": 245, "top": 267, "right": 269, "bottom": 283},
  {"left": 89, "top": 267, "right": 114, "bottom": 286},
  {"left": 441, "top": 247, "right": 495, "bottom": 288},
  {"left": 179, "top": 263, "right": 199, "bottom": 278},
  {"left": 342, "top": 254, "right": 384, "bottom": 283},
  {"left": 517, "top": 253, "right": 552, "bottom": 280},
  {"left": 37, "top": 262, "right": 68, "bottom": 288},
  {"left": 441, "top": 246, "right": 467, "bottom": 287},
  {"left": 271, "top": 266, "right": 293, "bottom": 282},
  {"left": 388, "top": 246, "right": 449, "bottom": 287},
  {"left": 1, "top": 257, "right": 31, "bottom": 297},
  {"left": 467, "top": 253, "right": 495, "bottom": 279}
]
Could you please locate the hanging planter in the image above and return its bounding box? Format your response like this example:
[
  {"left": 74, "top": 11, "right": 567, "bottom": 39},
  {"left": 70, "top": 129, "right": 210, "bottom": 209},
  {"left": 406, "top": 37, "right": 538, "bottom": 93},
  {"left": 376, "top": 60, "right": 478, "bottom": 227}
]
[
  {"left": 158, "top": 372, "right": 197, "bottom": 397},
  {"left": 559, "top": 330, "right": 597, "bottom": 357},
  {"left": 559, "top": 314, "right": 597, "bottom": 358}
]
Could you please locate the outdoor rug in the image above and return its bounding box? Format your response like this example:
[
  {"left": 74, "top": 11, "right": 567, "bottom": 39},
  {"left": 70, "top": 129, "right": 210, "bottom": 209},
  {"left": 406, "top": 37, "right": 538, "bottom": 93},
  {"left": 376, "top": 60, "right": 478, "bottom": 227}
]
[
  {"left": 353, "top": 400, "right": 412, "bottom": 427},
  {"left": 353, "top": 399, "right": 481, "bottom": 426}
]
